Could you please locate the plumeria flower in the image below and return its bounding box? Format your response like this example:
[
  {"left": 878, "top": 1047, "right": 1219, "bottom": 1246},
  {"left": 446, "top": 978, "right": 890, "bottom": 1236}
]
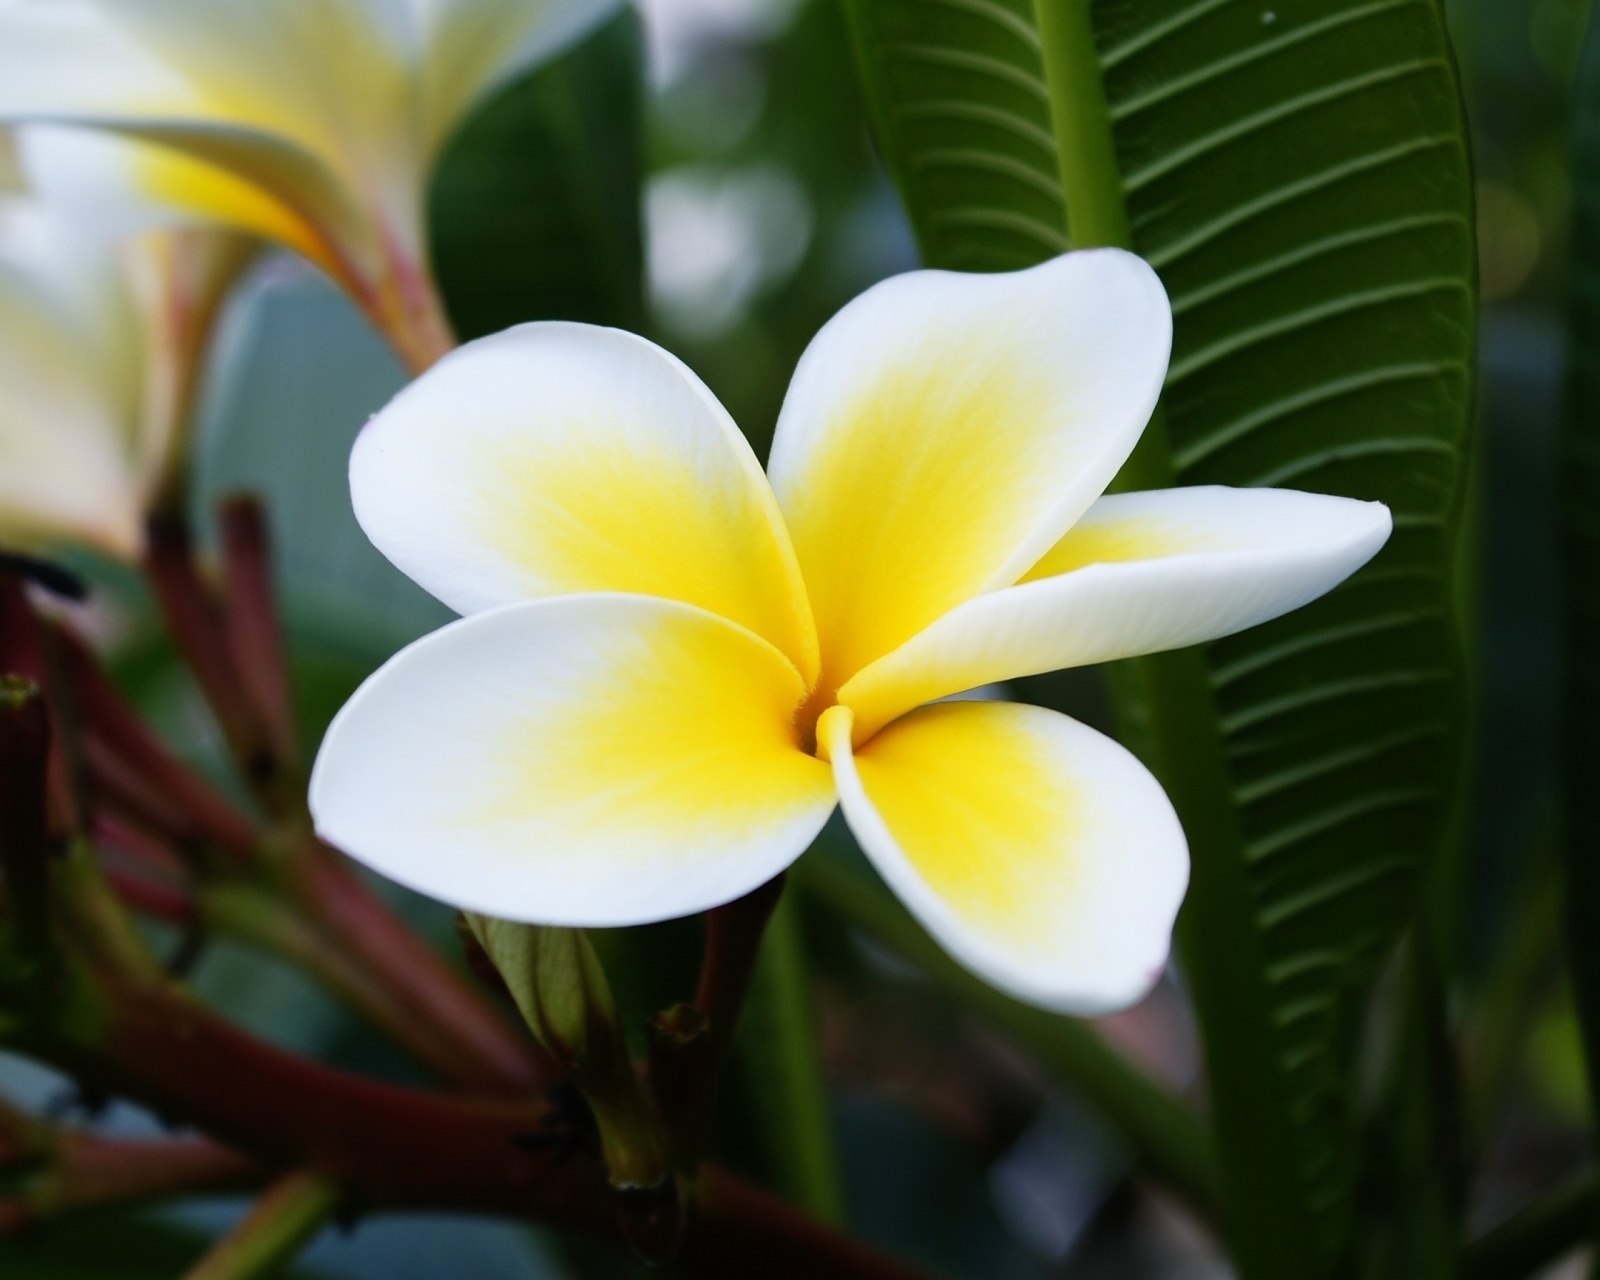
[
  {"left": 0, "top": 0, "right": 624, "bottom": 372},
  {"left": 309, "top": 251, "right": 1391, "bottom": 1013},
  {"left": 0, "top": 192, "right": 255, "bottom": 559}
]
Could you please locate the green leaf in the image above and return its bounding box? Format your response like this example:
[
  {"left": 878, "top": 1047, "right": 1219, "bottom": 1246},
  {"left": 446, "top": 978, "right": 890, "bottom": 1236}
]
[
  {"left": 429, "top": 9, "right": 646, "bottom": 341},
  {"left": 842, "top": 0, "right": 1475, "bottom": 1274},
  {"left": 1559, "top": 0, "right": 1600, "bottom": 1155},
  {"left": 731, "top": 894, "right": 845, "bottom": 1225}
]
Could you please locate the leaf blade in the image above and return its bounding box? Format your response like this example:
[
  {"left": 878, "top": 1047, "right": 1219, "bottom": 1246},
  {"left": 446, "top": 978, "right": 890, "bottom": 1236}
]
[{"left": 843, "top": 0, "right": 1475, "bottom": 1271}]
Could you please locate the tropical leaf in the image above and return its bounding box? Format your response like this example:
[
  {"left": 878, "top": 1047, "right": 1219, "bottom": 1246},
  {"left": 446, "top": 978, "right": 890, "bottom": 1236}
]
[
  {"left": 429, "top": 8, "right": 645, "bottom": 342},
  {"left": 1559, "top": 0, "right": 1600, "bottom": 1145},
  {"left": 841, "top": 0, "right": 1475, "bottom": 1273}
]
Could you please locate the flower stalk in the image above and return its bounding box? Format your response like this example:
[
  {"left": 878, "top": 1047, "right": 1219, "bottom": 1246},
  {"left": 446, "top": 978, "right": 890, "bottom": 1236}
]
[
  {"left": 143, "top": 514, "right": 283, "bottom": 808},
  {"left": 6, "top": 959, "right": 927, "bottom": 1280},
  {"left": 114, "top": 498, "right": 548, "bottom": 1089},
  {"left": 299, "top": 845, "right": 552, "bottom": 1094},
  {"left": 141, "top": 231, "right": 263, "bottom": 526},
  {"left": 740, "top": 893, "right": 844, "bottom": 1225},
  {"left": 217, "top": 496, "right": 299, "bottom": 787},
  {"left": 0, "top": 676, "right": 54, "bottom": 974},
  {"left": 43, "top": 615, "right": 258, "bottom": 864},
  {"left": 467, "top": 915, "right": 680, "bottom": 1258},
  {"left": 649, "top": 874, "right": 787, "bottom": 1167},
  {"left": 181, "top": 1172, "right": 339, "bottom": 1280},
  {"left": 357, "top": 239, "right": 458, "bottom": 376},
  {"left": 0, "top": 1113, "right": 259, "bottom": 1236}
]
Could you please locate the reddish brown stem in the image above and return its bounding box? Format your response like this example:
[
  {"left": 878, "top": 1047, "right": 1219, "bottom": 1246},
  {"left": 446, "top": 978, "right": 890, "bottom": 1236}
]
[
  {"left": 296, "top": 842, "right": 554, "bottom": 1095},
  {"left": 4, "top": 564, "right": 252, "bottom": 862},
  {"left": 648, "top": 876, "right": 789, "bottom": 1170},
  {"left": 687, "top": 1171, "right": 923, "bottom": 1280},
  {"left": 94, "top": 813, "right": 191, "bottom": 881},
  {"left": 217, "top": 496, "right": 297, "bottom": 774},
  {"left": 50, "top": 624, "right": 257, "bottom": 862},
  {"left": 25, "top": 1136, "right": 261, "bottom": 1224},
  {"left": 26, "top": 973, "right": 607, "bottom": 1220},
  {"left": 0, "top": 677, "right": 53, "bottom": 963},
  {"left": 101, "top": 862, "right": 195, "bottom": 925},
  {"left": 0, "top": 1089, "right": 257, "bottom": 1234},
  {"left": 0, "top": 579, "right": 86, "bottom": 840},
  {"left": 697, "top": 874, "right": 788, "bottom": 1053},
  {"left": 19, "top": 974, "right": 925, "bottom": 1280},
  {"left": 143, "top": 515, "right": 279, "bottom": 804}
]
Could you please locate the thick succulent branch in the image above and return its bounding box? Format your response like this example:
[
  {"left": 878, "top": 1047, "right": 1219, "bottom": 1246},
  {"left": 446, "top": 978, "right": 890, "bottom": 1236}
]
[{"left": 11, "top": 965, "right": 928, "bottom": 1280}]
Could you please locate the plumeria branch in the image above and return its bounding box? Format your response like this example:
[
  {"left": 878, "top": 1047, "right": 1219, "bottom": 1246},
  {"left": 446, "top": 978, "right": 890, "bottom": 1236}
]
[
  {"left": 0, "top": 1098, "right": 260, "bottom": 1237},
  {"left": 9, "top": 959, "right": 930, "bottom": 1280},
  {"left": 197, "top": 878, "right": 502, "bottom": 1088},
  {"left": 216, "top": 496, "right": 300, "bottom": 798},
  {"left": 0, "top": 676, "right": 53, "bottom": 972},
  {"left": 7, "top": 533, "right": 552, "bottom": 1093},
  {"left": 214, "top": 496, "right": 299, "bottom": 780},
  {"left": 40, "top": 608, "right": 257, "bottom": 864},
  {"left": 163, "top": 498, "right": 551, "bottom": 1092},
  {"left": 142, "top": 514, "right": 284, "bottom": 809},
  {"left": 291, "top": 838, "right": 555, "bottom": 1094},
  {"left": 649, "top": 874, "right": 788, "bottom": 1165}
]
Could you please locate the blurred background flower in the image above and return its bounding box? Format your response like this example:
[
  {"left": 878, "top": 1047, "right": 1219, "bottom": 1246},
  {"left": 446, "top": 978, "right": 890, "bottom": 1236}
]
[
  {"left": 0, "top": 0, "right": 628, "bottom": 369},
  {"left": 0, "top": 188, "right": 254, "bottom": 561}
]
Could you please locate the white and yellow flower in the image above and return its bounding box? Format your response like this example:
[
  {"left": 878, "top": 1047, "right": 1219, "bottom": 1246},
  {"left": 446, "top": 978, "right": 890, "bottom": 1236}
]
[
  {"left": 0, "top": 192, "right": 254, "bottom": 559},
  {"left": 308, "top": 250, "right": 1391, "bottom": 1013},
  {"left": 0, "top": 0, "right": 625, "bottom": 371}
]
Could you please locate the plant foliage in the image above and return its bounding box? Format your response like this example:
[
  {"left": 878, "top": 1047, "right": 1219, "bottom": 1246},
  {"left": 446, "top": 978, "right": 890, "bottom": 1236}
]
[
  {"left": 841, "top": 0, "right": 1476, "bottom": 1272},
  {"left": 430, "top": 9, "right": 646, "bottom": 341},
  {"left": 1560, "top": 0, "right": 1600, "bottom": 1143}
]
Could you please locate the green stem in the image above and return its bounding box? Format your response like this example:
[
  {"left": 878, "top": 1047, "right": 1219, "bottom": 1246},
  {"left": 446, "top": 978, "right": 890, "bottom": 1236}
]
[
  {"left": 56, "top": 837, "right": 165, "bottom": 984},
  {"left": 1459, "top": 1176, "right": 1598, "bottom": 1280},
  {"left": 745, "top": 893, "right": 845, "bottom": 1225},
  {"left": 182, "top": 1171, "right": 337, "bottom": 1280},
  {"left": 796, "top": 855, "right": 1221, "bottom": 1222},
  {"left": 1030, "top": 4, "right": 1326, "bottom": 1275},
  {"left": 1121, "top": 651, "right": 1316, "bottom": 1276}
]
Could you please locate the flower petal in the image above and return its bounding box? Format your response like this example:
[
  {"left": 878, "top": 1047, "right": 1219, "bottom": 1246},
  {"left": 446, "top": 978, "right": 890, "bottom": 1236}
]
[
  {"left": 0, "top": 3, "right": 203, "bottom": 121},
  {"left": 86, "top": 0, "right": 415, "bottom": 177},
  {"left": 767, "top": 249, "right": 1171, "bottom": 693},
  {"left": 18, "top": 124, "right": 330, "bottom": 269},
  {"left": 0, "top": 4, "right": 359, "bottom": 263},
  {"left": 310, "top": 595, "right": 836, "bottom": 926},
  {"left": 0, "top": 212, "right": 144, "bottom": 557},
  {"left": 820, "top": 700, "right": 1187, "bottom": 1014},
  {"left": 839, "top": 486, "right": 1392, "bottom": 739},
  {"left": 0, "top": 134, "right": 22, "bottom": 194},
  {"left": 350, "top": 321, "right": 820, "bottom": 679}
]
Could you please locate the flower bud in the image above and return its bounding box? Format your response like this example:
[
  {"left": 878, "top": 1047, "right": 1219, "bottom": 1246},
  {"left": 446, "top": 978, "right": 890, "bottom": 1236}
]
[{"left": 465, "top": 915, "right": 680, "bottom": 1258}]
